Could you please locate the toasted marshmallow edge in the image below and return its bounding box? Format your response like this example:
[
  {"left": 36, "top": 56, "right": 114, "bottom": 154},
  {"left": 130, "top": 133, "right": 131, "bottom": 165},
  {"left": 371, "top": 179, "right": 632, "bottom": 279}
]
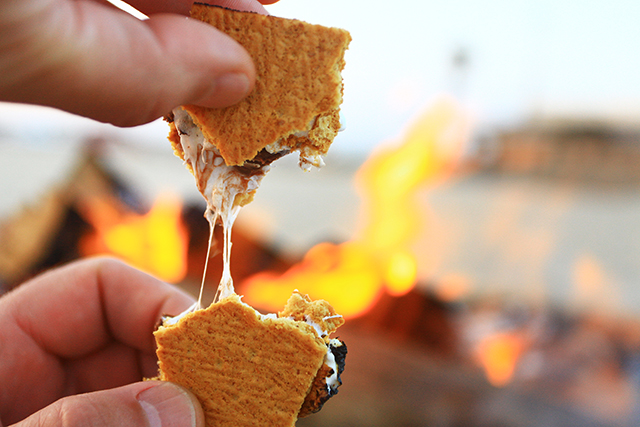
[
  {"left": 172, "top": 108, "right": 268, "bottom": 209},
  {"left": 326, "top": 339, "right": 346, "bottom": 394},
  {"left": 263, "top": 115, "right": 328, "bottom": 172},
  {"left": 161, "top": 301, "right": 199, "bottom": 326}
]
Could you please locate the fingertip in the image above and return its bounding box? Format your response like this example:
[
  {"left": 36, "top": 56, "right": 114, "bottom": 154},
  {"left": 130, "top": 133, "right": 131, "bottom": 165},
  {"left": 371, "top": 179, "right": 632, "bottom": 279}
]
[
  {"left": 137, "top": 382, "right": 205, "bottom": 427},
  {"left": 143, "top": 14, "right": 256, "bottom": 113},
  {"left": 194, "top": 71, "right": 253, "bottom": 108},
  {"left": 12, "top": 381, "right": 203, "bottom": 427},
  {"left": 18, "top": 1, "right": 262, "bottom": 126}
]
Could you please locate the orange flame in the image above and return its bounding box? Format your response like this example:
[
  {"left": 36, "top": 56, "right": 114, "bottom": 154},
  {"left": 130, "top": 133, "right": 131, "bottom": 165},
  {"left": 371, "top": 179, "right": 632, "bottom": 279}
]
[
  {"left": 241, "top": 242, "right": 381, "bottom": 318},
  {"left": 243, "top": 98, "right": 468, "bottom": 317},
  {"left": 79, "top": 193, "right": 189, "bottom": 283},
  {"left": 475, "top": 332, "right": 526, "bottom": 387}
]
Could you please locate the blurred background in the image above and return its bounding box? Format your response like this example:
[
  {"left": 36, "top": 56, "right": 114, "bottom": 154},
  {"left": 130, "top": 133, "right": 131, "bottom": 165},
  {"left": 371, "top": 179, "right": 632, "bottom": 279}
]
[{"left": 2, "top": 0, "right": 640, "bottom": 425}]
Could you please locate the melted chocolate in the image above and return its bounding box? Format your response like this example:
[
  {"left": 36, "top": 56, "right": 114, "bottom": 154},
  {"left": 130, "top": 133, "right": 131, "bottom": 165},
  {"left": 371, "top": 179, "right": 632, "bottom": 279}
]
[{"left": 235, "top": 148, "right": 289, "bottom": 176}]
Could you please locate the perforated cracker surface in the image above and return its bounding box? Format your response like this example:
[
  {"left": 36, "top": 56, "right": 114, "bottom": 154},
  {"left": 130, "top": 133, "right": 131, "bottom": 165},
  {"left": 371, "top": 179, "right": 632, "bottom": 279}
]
[
  {"left": 154, "top": 295, "right": 329, "bottom": 427},
  {"left": 184, "top": 4, "right": 351, "bottom": 166}
]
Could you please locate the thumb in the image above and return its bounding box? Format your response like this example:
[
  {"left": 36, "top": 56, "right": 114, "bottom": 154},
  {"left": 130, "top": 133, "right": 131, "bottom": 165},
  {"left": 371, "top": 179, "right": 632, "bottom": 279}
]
[
  {"left": 11, "top": 382, "right": 204, "bottom": 427},
  {"left": 1, "top": 1, "right": 256, "bottom": 127}
]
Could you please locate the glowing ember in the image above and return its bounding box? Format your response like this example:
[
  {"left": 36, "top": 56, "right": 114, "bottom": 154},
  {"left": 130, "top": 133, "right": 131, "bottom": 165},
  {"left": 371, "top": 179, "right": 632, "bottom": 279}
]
[
  {"left": 79, "top": 193, "right": 188, "bottom": 283},
  {"left": 243, "top": 98, "right": 468, "bottom": 317}
]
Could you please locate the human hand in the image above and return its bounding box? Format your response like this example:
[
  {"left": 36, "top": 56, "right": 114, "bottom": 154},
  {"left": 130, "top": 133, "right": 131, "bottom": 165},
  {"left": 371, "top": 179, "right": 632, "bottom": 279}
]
[
  {"left": 0, "top": 257, "right": 203, "bottom": 427},
  {"left": 0, "top": 0, "right": 278, "bottom": 127}
]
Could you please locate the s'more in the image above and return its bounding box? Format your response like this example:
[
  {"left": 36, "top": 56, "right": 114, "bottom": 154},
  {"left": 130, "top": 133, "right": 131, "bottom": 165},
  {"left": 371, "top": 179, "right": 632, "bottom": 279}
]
[
  {"left": 155, "top": 3, "right": 351, "bottom": 426},
  {"left": 155, "top": 291, "right": 346, "bottom": 426}
]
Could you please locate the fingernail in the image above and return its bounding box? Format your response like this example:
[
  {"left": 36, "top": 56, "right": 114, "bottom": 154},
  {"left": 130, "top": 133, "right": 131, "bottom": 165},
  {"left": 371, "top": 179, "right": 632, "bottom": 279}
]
[
  {"left": 137, "top": 383, "right": 199, "bottom": 427},
  {"left": 199, "top": 72, "right": 252, "bottom": 108}
]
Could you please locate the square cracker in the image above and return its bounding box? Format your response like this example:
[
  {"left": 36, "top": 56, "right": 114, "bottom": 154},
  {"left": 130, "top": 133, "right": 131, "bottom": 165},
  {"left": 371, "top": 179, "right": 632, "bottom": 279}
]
[
  {"left": 154, "top": 294, "right": 333, "bottom": 427},
  {"left": 182, "top": 4, "right": 351, "bottom": 166}
]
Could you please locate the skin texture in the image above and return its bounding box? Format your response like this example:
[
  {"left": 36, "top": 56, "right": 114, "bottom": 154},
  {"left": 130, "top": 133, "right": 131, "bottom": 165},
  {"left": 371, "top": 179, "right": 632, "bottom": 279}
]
[
  {"left": 0, "top": 0, "right": 278, "bottom": 126},
  {"left": 0, "top": 258, "right": 212, "bottom": 427}
]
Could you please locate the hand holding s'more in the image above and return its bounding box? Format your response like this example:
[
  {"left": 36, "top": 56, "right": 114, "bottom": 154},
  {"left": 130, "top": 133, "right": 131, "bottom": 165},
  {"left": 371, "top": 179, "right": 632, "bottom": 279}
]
[{"left": 157, "top": 3, "right": 351, "bottom": 427}]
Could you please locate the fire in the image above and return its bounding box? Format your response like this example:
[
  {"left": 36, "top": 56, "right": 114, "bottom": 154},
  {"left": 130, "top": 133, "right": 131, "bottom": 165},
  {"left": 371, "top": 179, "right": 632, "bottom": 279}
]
[
  {"left": 243, "top": 98, "right": 468, "bottom": 317},
  {"left": 79, "top": 193, "right": 189, "bottom": 283},
  {"left": 241, "top": 242, "right": 381, "bottom": 318},
  {"left": 475, "top": 332, "right": 526, "bottom": 388}
]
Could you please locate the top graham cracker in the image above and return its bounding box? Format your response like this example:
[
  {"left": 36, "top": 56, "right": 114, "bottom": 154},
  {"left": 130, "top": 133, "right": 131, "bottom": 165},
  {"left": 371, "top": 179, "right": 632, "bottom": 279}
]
[{"left": 183, "top": 3, "right": 351, "bottom": 166}]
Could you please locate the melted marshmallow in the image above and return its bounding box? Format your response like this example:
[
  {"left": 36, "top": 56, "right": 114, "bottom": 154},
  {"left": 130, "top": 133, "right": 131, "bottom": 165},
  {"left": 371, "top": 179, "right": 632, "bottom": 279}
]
[
  {"left": 172, "top": 107, "right": 341, "bottom": 308},
  {"left": 173, "top": 108, "right": 271, "bottom": 305},
  {"left": 325, "top": 340, "right": 343, "bottom": 391}
]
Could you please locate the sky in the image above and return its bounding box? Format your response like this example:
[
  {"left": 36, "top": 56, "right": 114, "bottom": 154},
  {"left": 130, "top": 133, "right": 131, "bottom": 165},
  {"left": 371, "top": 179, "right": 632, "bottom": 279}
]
[
  {"left": 1, "top": 0, "right": 639, "bottom": 157},
  {"left": 269, "top": 0, "right": 640, "bottom": 153}
]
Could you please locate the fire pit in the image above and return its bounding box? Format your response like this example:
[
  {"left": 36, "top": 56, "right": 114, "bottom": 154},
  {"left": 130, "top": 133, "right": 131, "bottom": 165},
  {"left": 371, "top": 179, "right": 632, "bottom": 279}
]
[{"left": 4, "top": 99, "right": 640, "bottom": 426}]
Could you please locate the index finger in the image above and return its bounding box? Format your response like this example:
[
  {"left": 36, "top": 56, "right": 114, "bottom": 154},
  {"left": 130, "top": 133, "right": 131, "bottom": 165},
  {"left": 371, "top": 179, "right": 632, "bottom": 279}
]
[{"left": 3, "top": 257, "right": 195, "bottom": 358}]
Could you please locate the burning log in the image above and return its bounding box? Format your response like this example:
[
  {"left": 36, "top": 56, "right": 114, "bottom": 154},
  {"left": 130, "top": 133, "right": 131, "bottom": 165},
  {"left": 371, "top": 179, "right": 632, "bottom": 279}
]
[{"left": 349, "top": 287, "right": 459, "bottom": 358}]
